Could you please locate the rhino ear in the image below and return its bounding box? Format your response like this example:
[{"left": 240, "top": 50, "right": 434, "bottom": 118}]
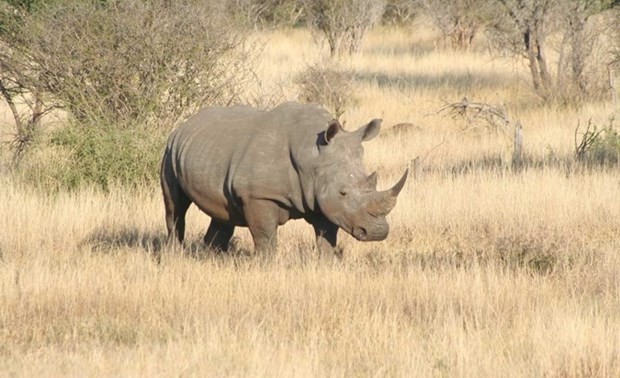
[
  {"left": 357, "top": 119, "right": 382, "bottom": 142},
  {"left": 324, "top": 119, "right": 342, "bottom": 144}
]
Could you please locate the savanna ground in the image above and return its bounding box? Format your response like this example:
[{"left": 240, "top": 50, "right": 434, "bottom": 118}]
[{"left": 1, "top": 23, "right": 620, "bottom": 377}]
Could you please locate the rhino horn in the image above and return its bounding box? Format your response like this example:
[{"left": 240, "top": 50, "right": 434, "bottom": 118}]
[
  {"left": 390, "top": 169, "right": 408, "bottom": 197},
  {"left": 365, "top": 171, "right": 378, "bottom": 189},
  {"left": 369, "top": 169, "right": 408, "bottom": 216}
]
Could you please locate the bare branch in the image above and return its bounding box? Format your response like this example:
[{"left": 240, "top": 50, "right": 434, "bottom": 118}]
[
  {"left": 303, "top": 0, "right": 385, "bottom": 57},
  {"left": 575, "top": 118, "right": 604, "bottom": 158},
  {"left": 0, "top": 78, "right": 23, "bottom": 133}
]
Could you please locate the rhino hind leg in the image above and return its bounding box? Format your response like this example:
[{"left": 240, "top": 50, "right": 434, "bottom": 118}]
[
  {"left": 161, "top": 157, "right": 192, "bottom": 244},
  {"left": 168, "top": 192, "right": 191, "bottom": 244},
  {"left": 163, "top": 185, "right": 191, "bottom": 244},
  {"left": 203, "top": 220, "right": 235, "bottom": 252}
]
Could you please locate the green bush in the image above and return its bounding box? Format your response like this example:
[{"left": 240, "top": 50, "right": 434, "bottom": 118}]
[
  {"left": 21, "top": 125, "right": 166, "bottom": 191},
  {"left": 591, "top": 127, "right": 620, "bottom": 165},
  {"left": 575, "top": 117, "right": 620, "bottom": 166}
]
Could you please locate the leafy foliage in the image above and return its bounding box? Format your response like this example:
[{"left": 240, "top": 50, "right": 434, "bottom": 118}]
[
  {"left": 590, "top": 128, "right": 620, "bottom": 165},
  {"left": 20, "top": 124, "right": 166, "bottom": 191}
]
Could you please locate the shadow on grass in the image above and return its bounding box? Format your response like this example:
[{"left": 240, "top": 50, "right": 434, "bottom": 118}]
[
  {"left": 364, "top": 42, "right": 436, "bottom": 59},
  {"left": 81, "top": 226, "right": 342, "bottom": 270},
  {"left": 359, "top": 245, "right": 558, "bottom": 276},
  {"left": 389, "top": 147, "right": 617, "bottom": 180},
  {"left": 442, "top": 153, "right": 575, "bottom": 176},
  {"left": 441, "top": 153, "right": 620, "bottom": 178},
  {"left": 356, "top": 71, "right": 511, "bottom": 92},
  {"left": 82, "top": 227, "right": 258, "bottom": 263},
  {"left": 81, "top": 224, "right": 568, "bottom": 275},
  {"left": 84, "top": 227, "right": 166, "bottom": 254},
  {"left": 358, "top": 224, "right": 570, "bottom": 276}
]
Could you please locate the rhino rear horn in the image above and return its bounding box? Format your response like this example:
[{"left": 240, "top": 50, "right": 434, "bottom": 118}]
[{"left": 365, "top": 171, "right": 378, "bottom": 189}]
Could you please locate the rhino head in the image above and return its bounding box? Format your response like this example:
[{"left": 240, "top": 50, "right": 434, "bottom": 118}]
[{"left": 314, "top": 119, "right": 408, "bottom": 242}]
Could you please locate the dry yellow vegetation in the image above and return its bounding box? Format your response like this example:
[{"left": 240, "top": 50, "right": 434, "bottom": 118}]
[{"left": 1, "top": 24, "right": 620, "bottom": 377}]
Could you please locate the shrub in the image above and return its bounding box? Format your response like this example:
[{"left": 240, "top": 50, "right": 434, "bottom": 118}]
[
  {"left": 295, "top": 63, "right": 357, "bottom": 119},
  {"left": 575, "top": 117, "right": 620, "bottom": 166},
  {"left": 20, "top": 124, "right": 166, "bottom": 191},
  {"left": 591, "top": 127, "right": 620, "bottom": 165}
]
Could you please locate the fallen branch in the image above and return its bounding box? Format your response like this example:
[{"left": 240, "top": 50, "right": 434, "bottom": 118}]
[{"left": 437, "top": 97, "right": 511, "bottom": 133}]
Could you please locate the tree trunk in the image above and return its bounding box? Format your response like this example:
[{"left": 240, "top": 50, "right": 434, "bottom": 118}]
[
  {"left": 452, "top": 19, "right": 477, "bottom": 50},
  {"left": 569, "top": 16, "right": 588, "bottom": 94},
  {"left": 524, "top": 29, "right": 543, "bottom": 91},
  {"left": 512, "top": 121, "right": 524, "bottom": 170},
  {"left": 329, "top": 33, "right": 344, "bottom": 57},
  {"left": 535, "top": 35, "right": 552, "bottom": 91},
  {"left": 524, "top": 26, "right": 552, "bottom": 99}
]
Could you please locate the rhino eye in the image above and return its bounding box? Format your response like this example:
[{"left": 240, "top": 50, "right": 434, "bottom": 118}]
[{"left": 339, "top": 190, "right": 347, "bottom": 197}]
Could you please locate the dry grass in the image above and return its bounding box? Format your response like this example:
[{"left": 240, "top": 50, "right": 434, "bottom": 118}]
[{"left": 1, "top": 22, "right": 620, "bottom": 377}]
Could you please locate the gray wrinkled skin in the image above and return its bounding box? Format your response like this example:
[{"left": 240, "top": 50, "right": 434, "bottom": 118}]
[{"left": 161, "top": 102, "right": 408, "bottom": 256}]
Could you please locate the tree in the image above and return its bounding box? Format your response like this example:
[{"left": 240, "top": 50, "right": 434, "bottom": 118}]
[
  {"left": 303, "top": 0, "right": 386, "bottom": 57},
  {"left": 418, "top": 0, "right": 491, "bottom": 50},
  {"left": 226, "top": 0, "right": 304, "bottom": 29},
  {"left": 0, "top": 0, "right": 59, "bottom": 163},
  {"left": 487, "top": 0, "right": 557, "bottom": 99},
  {"left": 0, "top": 0, "right": 254, "bottom": 162},
  {"left": 382, "top": 0, "right": 418, "bottom": 25},
  {"left": 557, "top": 0, "right": 616, "bottom": 100},
  {"left": 487, "top": 0, "right": 618, "bottom": 103}
]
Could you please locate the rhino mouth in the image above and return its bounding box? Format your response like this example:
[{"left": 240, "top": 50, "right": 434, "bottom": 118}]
[
  {"left": 349, "top": 222, "right": 389, "bottom": 242},
  {"left": 352, "top": 226, "right": 368, "bottom": 241}
]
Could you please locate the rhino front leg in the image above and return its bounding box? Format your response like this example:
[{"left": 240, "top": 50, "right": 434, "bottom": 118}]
[
  {"left": 311, "top": 216, "right": 340, "bottom": 259},
  {"left": 204, "top": 219, "right": 235, "bottom": 252},
  {"left": 243, "top": 199, "right": 279, "bottom": 254}
]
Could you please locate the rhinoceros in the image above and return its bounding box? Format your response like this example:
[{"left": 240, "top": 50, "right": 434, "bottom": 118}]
[{"left": 160, "top": 102, "right": 408, "bottom": 256}]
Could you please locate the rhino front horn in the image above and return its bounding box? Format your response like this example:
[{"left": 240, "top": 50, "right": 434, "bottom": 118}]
[
  {"left": 390, "top": 169, "right": 408, "bottom": 197},
  {"left": 370, "top": 169, "right": 409, "bottom": 216}
]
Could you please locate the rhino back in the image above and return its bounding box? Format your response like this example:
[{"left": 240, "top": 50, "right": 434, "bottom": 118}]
[{"left": 166, "top": 103, "right": 332, "bottom": 223}]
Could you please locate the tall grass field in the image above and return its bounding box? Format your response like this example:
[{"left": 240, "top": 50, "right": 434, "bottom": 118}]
[{"left": 1, "top": 25, "right": 619, "bottom": 376}]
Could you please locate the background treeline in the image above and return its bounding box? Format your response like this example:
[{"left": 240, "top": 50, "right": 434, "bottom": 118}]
[{"left": 0, "top": 0, "right": 618, "bottom": 189}]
